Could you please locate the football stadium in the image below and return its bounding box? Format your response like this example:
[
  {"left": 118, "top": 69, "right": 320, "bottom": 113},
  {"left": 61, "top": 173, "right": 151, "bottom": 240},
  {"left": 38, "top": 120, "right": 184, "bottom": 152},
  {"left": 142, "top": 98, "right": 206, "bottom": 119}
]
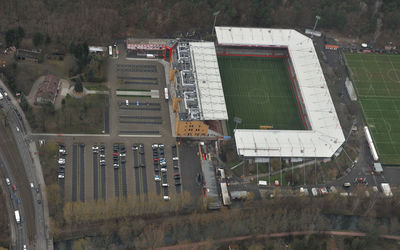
[
  {"left": 167, "top": 26, "right": 344, "bottom": 160},
  {"left": 345, "top": 53, "right": 400, "bottom": 165}
]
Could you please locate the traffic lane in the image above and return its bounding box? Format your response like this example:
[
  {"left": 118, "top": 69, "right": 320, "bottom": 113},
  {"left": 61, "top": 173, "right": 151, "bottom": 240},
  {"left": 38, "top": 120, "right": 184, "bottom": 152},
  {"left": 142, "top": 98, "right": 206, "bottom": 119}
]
[
  {"left": 0, "top": 115, "right": 35, "bottom": 242},
  {"left": 179, "top": 142, "right": 203, "bottom": 197},
  {"left": 1, "top": 85, "right": 48, "bottom": 249},
  {"left": 122, "top": 163, "right": 127, "bottom": 198},
  {"left": 133, "top": 149, "right": 140, "bottom": 195},
  {"left": 114, "top": 169, "right": 120, "bottom": 198},
  {"left": 93, "top": 151, "right": 98, "bottom": 200},
  {"left": 0, "top": 156, "right": 22, "bottom": 249},
  {"left": 140, "top": 151, "right": 148, "bottom": 195},
  {"left": 72, "top": 144, "right": 78, "bottom": 202},
  {"left": 79, "top": 144, "right": 85, "bottom": 202},
  {"left": 125, "top": 145, "right": 135, "bottom": 197}
]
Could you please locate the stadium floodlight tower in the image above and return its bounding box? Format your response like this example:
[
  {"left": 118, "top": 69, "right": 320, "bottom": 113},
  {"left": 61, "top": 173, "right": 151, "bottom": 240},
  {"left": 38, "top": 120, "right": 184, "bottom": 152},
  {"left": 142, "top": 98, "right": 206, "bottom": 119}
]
[
  {"left": 311, "top": 15, "right": 321, "bottom": 38},
  {"left": 234, "top": 117, "right": 242, "bottom": 130},
  {"left": 211, "top": 10, "right": 221, "bottom": 36}
]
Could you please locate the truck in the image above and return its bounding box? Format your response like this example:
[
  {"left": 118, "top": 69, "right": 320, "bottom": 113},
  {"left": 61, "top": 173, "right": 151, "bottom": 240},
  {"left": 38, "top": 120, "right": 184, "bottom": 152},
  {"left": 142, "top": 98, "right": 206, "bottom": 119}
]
[
  {"left": 381, "top": 183, "right": 393, "bottom": 197},
  {"left": 15, "top": 210, "right": 20, "bottom": 223},
  {"left": 164, "top": 88, "right": 169, "bottom": 100}
]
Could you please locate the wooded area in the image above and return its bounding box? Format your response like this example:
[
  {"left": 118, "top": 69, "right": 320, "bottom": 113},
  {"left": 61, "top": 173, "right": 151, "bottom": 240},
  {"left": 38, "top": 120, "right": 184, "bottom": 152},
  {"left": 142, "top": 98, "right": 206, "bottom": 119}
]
[{"left": 0, "top": 0, "right": 399, "bottom": 47}]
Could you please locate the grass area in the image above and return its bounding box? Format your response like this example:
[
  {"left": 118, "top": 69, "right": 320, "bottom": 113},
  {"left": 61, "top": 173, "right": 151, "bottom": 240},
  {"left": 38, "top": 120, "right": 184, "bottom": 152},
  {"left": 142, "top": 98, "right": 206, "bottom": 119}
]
[
  {"left": 85, "top": 84, "right": 109, "bottom": 91},
  {"left": 217, "top": 56, "right": 304, "bottom": 135},
  {"left": 345, "top": 53, "right": 400, "bottom": 164},
  {"left": 29, "top": 94, "right": 107, "bottom": 133},
  {"left": 38, "top": 141, "right": 59, "bottom": 185}
]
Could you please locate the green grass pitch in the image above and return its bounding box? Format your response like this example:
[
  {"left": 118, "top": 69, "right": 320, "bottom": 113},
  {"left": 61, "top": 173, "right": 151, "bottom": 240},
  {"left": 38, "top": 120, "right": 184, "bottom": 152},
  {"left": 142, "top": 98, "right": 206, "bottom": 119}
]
[
  {"left": 345, "top": 53, "right": 400, "bottom": 165},
  {"left": 217, "top": 56, "right": 304, "bottom": 135}
]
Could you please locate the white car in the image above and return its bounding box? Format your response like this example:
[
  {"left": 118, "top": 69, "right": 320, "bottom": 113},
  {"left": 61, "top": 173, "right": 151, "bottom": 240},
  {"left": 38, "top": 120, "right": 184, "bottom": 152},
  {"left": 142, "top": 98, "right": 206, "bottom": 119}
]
[
  {"left": 5, "top": 178, "right": 10, "bottom": 186},
  {"left": 172, "top": 157, "right": 179, "bottom": 161},
  {"left": 58, "top": 158, "right": 65, "bottom": 164},
  {"left": 154, "top": 175, "right": 161, "bottom": 181},
  {"left": 16, "top": 127, "right": 20, "bottom": 132},
  {"left": 30, "top": 183, "right": 34, "bottom": 188},
  {"left": 162, "top": 183, "right": 169, "bottom": 187},
  {"left": 161, "top": 168, "right": 167, "bottom": 172},
  {"left": 159, "top": 144, "right": 164, "bottom": 149},
  {"left": 152, "top": 144, "right": 159, "bottom": 149},
  {"left": 23, "top": 244, "right": 26, "bottom": 250},
  {"left": 120, "top": 153, "right": 126, "bottom": 157},
  {"left": 163, "top": 196, "right": 170, "bottom": 201},
  {"left": 58, "top": 173, "right": 64, "bottom": 179}
]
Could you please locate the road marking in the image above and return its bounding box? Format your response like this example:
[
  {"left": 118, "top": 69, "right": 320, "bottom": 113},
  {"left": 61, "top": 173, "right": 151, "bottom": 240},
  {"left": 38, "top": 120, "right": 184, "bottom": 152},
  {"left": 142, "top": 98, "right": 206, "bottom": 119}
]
[
  {"left": 118, "top": 134, "right": 162, "bottom": 137},
  {"left": 32, "top": 133, "right": 110, "bottom": 137}
]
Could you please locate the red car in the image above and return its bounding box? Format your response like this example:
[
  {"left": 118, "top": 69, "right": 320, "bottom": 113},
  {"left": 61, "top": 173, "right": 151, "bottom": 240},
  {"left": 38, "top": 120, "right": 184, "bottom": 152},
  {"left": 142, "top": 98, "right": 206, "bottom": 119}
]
[
  {"left": 113, "top": 152, "right": 118, "bottom": 156},
  {"left": 12, "top": 185, "right": 16, "bottom": 191}
]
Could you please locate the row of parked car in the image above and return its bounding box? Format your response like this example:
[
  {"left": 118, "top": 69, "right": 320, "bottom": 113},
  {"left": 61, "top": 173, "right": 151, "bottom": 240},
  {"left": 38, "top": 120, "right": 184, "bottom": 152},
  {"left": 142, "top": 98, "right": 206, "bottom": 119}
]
[
  {"left": 171, "top": 145, "right": 181, "bottom": 186},
  {"left": 58, "top": 144, "right": 67, "bottom": 179},
  {"left": 152, "top": 144, "right": 170, "bottom": 200},
  {"left": 112, "top": 144, "right": 126, "bottom": 169}
]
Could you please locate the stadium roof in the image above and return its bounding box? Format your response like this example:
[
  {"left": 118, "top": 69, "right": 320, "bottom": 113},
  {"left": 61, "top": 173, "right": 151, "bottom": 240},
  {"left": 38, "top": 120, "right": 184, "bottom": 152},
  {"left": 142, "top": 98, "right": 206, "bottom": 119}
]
[
  {"left": 215, "top": 26, "right": 345, "bottom": 158},
  {"left": 189, "top": 42, "right": 228, "bottom": 120}
]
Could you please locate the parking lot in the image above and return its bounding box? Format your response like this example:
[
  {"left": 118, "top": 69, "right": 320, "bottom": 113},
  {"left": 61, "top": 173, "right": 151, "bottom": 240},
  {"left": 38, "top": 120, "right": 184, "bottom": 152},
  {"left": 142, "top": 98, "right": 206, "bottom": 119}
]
[
  {"left": 50, "top": 45, "right": 199, "bottom": 202},
  {"left": 58, "top": 139, "right": 184, "bottom": 202}
]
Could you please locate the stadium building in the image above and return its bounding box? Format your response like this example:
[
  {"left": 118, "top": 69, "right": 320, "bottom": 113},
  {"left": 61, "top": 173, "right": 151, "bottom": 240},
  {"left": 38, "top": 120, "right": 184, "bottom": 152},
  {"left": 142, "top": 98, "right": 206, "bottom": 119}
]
[
  {"left": 214, "top": 26, "right": 345, "bottom": 160},
  {"left": 169, "top": 42, "right": 228, "bottom": 137},
  {"left": 126, "top": 38, "right": 177, "bottom": 61}
]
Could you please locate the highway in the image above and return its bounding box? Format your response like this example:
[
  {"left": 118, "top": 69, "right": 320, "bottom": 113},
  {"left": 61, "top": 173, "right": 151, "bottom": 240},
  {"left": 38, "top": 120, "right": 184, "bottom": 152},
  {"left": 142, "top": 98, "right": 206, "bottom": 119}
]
[
  {"left": 0, "top": 79, "right": 52, "bottom": 250},
  {"left": 0, "top": 151, "right": 28, "bottom": 249}
]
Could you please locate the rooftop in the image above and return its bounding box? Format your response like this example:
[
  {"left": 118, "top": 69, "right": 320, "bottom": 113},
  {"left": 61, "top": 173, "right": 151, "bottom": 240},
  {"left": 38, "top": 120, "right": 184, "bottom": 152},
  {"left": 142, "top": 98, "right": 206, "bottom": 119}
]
[
  {"left": 216, "top": 26, "right": 344, "bottom": 158},
  {"left": 174, "top": 42, "right": 228, "bottom": 121}
]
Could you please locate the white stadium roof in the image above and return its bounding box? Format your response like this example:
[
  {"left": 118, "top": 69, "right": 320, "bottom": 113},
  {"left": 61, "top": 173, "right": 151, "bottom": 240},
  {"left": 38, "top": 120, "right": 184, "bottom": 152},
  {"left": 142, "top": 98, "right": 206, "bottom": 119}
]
[
  {"left": 189, "top": 42, "right": 228, "bottom": 120},
  {"left": 215, "top": 26, "right": 345, "bottom": 158}
]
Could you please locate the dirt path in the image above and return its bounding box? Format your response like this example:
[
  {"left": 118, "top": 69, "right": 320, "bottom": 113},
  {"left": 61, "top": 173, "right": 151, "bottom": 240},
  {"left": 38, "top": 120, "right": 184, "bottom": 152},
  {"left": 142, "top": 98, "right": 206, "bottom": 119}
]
[{"left": 155, "top": 230, "right": 400, "bottom": 249}]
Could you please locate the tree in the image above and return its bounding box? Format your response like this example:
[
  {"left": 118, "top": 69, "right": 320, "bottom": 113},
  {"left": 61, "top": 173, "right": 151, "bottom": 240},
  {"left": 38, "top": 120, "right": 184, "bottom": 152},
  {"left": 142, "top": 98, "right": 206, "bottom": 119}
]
[
  {"left": 33, "top": 32, "right": 44, "bottom": 47},
  {"left": 20, "top": 94, "right": 28, "bottom": 111},
  {"left": 74, "top": 79, "right": 83, "bottom": 93},
  {"left": 4, "top": 27, "right": 25, "bottom": 47},
  {"left": 5, "top": 29, "right": 16, "bottom": 47},
  {"left": 45, "top": 34, "right": 51, "bottom": 45}
]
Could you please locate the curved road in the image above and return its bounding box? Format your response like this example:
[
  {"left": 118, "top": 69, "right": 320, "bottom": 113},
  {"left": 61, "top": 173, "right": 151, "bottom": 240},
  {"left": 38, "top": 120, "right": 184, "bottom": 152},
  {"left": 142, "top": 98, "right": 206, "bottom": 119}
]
[
  {"left": 0, "top": 151, "right": 27, "bottom": 249},
  {"left": 0, "top": 79, "right": 52, "bottom": 250}
]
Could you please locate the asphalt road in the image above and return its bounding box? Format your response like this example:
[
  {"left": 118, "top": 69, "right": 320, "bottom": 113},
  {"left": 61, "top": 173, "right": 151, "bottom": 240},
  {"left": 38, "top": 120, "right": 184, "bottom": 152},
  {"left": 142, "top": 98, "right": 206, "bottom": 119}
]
[
  {"left": 121, "top": 163, "right": 127, "bottom": 198},
  {"left": 72, "top": 144, "right": 78, "bottom": 202},
  {"left": 93, "top": 151, "right": 98, "bottom": 200},
  {"left": 114, "top": 169, "right": 119, "bottom": 198},
  {"left": 79, "top": 144, "right": 85, "bottom": 202},
  {"left": 0, "top": 151, "right": 28, "bottom": 249},
  {"left": 140, "top": 151, "right": 148, "bottom": 195},
  {"left": 0, "top": 79, "right": 51, "bottom": 250}
]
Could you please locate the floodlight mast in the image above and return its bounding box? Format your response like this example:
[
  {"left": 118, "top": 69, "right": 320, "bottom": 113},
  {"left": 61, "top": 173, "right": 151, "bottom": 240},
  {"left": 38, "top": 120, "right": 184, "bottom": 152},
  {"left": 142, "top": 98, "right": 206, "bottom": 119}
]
[
  {"left": 211, "top": 10, "right": 221, "bottom": 37},
  {"left": 311, "top": 15, "right": 321, "bottom": 39}
]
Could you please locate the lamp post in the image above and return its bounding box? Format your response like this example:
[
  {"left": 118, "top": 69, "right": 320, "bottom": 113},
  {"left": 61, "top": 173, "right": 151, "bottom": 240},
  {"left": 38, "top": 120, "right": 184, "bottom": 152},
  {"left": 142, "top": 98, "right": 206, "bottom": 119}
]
[
  {"left": 211, "top": 10, "right": 220, "bottom": 36},
  {"left": 311, "top": 15, "right": 321, "bottom": 39}
]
